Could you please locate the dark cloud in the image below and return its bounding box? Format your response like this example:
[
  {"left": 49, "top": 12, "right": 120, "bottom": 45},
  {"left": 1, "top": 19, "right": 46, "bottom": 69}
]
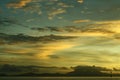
[
  {"left": 47, "top": 26, "right": 66, "bottom": 32},
  {"left": 31, "top": 25, "right": 115, "bottom": 34},
  {"left": 48, "top": 55, "right": 61, "bottom": 59},
  {"left": 83, "top": 28, "right": 115, "bottom": 34},
  {"left": 31, "top": 27, "right": 48, "bottom": 32},
  {"left": 0, "top": 33, "right": 76, "bottom": 45},
  {"left": 0, "top": 60, "right": 10, "bottom": 64},
  {"left": 31, "top": 26, "right": 81, "bottom": 32},
  {"left": 0, "top": 17, "right": 29, "bottom": 28},
  {"left": 113, "top": 33, "right": 120, "bottom": 39},
  {"left": 0, "top": 17, "right": 16, "bottom": 26},
  {"left": 31, "top": 27, "right": 65, "bottom": 32}
]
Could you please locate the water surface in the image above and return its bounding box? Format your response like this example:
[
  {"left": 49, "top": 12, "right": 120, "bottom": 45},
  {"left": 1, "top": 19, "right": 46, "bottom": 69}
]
[{"left": 0, "top": 77, "right": 120, "bottom": 80}]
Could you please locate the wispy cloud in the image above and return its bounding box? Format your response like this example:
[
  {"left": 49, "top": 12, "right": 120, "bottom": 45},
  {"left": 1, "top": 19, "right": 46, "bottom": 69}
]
[
  {"left": 73, "top": 19, "right": 90, "bottom": 23},
  {"left": 0, "top": 17, "right": 16, "bottom": 27},
  {"left": 95, "top": 20, "right": 120, "bottom": 33},
  {"left": 48, "top": 8, "right": 66, "bottom": 20},
  {"left": 0, "top": 33, "right": 76, "bottom": 44},
  {"left": 31, "top": 24, "right": 115, "bottom": 36},
  {"left": 77, "top": 0, "right": 84, "bottom": 4},
  {"left": 0, "top": 17, "right": 29, "bottom": 27},
  {"left": 6, "top": 0, "right": 75, "bottom": 19},
  {"left": 7, "top": 0, "right": 32, "bottom": 9}
]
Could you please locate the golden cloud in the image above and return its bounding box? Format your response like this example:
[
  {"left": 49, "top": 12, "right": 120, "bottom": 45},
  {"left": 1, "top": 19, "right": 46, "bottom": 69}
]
[
  {"left": 77, "top": 0, "right": 84, "bottom": 4},
  {"left": 48, "top": 8, "right": 66, "bottom": 20},
  {"left": 95, "top": 20, "right": 120, "bottom": 33},
  {"left": 7, "top": 0, "right": 32, "bottom": 8},
  {"left": 36, "top": 41, "right": 77, "bottom": 59},
  {"left": 73, "top": 19, "right": 90, "bottom": 23}
]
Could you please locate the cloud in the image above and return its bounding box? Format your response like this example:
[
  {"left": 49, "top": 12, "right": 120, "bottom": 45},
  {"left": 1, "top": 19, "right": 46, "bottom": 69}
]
[
  {"left": 31, "top": 26, "right": 67, "bottom": 32},
  {"left": 57, "top": 2, "right": 74, "bottom": 8},
  {"left": 6, "top": 0, "right": 74, "bottom": 19},
  {"left": 48, "top": 55, "right": 61, "bottom": 59},
  {"left": 73, "top": 19, "right": 90, "bottom": 23},
  {"left": 0, "top": 46, "right": 36, "bottom": 56},
  {"left": 48, "top": 8, "right": 66, "bottom": 20},
  {"left": 0, "top": 17, "right": 16, "bottom": 27},
  {"left": 7, "top": 0, "right": 32, "bottom": 9},
  {"left": 83, "top": 28, "right": 115, "bottom": 34},
  {"left": 0, "top": 40, "right": 77, "bottom": 61},
  {"left": 0, "top": 17, "right": 29, "bottom": 27},
  {"left": 0, "top": 33, "right": 76, "bottom": 45},
  {"left": 1, "top": 0, "right": 120, "bottom": 69},
  {"left": 31, "top": 27, "right": 48, "bottom": 32},
  {"left": 0, "top": 42, "right": 77, "bottom": 66},
  {"left": 0, "top": 33, "right": 77, "bottom": 61},
  {"left": 36, "top": 41, "right": 76, "bottom": 59},
  {"left": 31, "top": 25, "right": 115, "bottom": 36},
  {"left": 56, "top": 48, "right": 120, "bottom": 68},
  {"left": 1, "top": 31, "right": 120, "bottom": 68},
  {"left": 30, "top": 26, "right": 78, "bottom": 32},
  {"left": 95, "top": 20, "right": 120, "bottom": 33},
  {"left": 46, "top": 26, "right": 67, "bottom": 32},
  {"left": 31, "top": 26, "right": 84, "bottom": 33},
  {"left": 7, "top": 0, "right": 42, "bottom": 15},
  {"left": 77, "top": 0, "right": 84, "bottom": 4},
  {"left": 22, "top": 4, "right": 42, "bottom": 14}
]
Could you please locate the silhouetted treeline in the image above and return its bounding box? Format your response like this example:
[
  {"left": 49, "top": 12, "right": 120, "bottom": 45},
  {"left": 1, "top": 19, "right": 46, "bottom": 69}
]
[
  {"left": 0, "top": 64, "right": 120, "bottom": 77},
  {"left": 67, "top": 65, "right": 111, "bottom": 76}
]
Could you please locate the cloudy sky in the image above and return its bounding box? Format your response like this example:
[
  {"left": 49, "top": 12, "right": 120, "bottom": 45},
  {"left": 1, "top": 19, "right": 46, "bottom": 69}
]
[{"left": 0, "top": 0, "right": 120, "bottom": 73}]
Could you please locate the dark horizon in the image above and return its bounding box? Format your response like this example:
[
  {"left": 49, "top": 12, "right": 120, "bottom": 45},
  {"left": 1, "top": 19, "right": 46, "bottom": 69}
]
[{"left": 0, "top": 64, "right": 120, "bottom": 77}]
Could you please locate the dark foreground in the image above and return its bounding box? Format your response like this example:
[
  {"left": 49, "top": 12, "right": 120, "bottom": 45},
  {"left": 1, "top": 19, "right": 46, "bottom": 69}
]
[{"left": 0, "top": 77, "right": 120, "bottom": 80}]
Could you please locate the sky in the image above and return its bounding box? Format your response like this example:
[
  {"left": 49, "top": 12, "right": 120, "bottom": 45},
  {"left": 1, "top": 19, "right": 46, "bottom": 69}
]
[{"left": 1, "top": 0, "right": 120, "bottom": 73}]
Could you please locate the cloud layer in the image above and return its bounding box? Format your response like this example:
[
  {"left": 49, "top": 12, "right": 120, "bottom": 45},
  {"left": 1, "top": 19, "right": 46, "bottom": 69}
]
[{"left": 1, "top": 0, "right": 120, "bottom": 70}]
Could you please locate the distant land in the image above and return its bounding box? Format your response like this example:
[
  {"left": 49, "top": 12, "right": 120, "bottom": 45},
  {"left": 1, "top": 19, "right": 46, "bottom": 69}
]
[{"left": 0, "top": 64, "right": 120, "bottom": 77}]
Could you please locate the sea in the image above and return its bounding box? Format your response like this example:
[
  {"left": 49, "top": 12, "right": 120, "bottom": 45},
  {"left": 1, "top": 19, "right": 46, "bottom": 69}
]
[{"left": 0, "top": 77, "right": 120, "bottom": 80}]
